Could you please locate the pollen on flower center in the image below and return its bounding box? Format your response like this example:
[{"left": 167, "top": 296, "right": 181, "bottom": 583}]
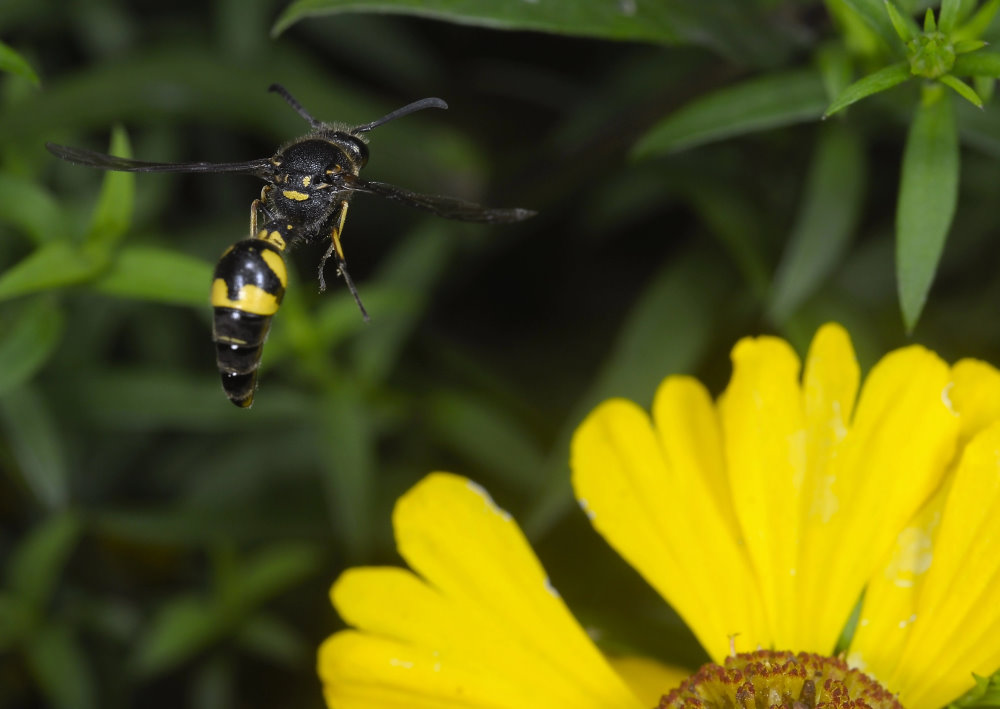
[{"left": 659, "top": 650, "right": 902, "bottom": 709}]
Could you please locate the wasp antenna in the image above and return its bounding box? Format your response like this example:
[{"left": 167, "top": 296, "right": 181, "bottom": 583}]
[
  {"left": 269, "top": 84, "right": 322, "bottom": 128},
  {"left": 353, "top": 97, "right": 448, "bottom": 134}
]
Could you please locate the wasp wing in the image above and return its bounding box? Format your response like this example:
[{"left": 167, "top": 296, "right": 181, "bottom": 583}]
[
  {"left": 45, "top": 143, "right": 273, "bottom": 175},
  {"left": 343, "top": 175, "right": 534, "bottom": 223}
]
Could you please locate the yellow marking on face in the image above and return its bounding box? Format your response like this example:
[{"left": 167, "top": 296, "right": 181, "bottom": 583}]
[
  {"left": 211, "top": 278, "right": 281, "bottom": 315},
  {"left": 282, "top": 189, "right": 309, "bottom": 201},
  {"left": 302, "top": 176, "right": 311, "bottom": 187},
  {"left": 261, "top": 249, "right": 288, "bottom": 289},
  {"left": 258, "top": 229, "right": 287, "bottom": 251}
]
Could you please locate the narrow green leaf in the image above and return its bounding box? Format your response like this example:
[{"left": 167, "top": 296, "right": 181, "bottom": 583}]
[
  {"left": 26, "top": 623, "right": 94, "bottom": 709},
  {"left": 0, "top": 386, "right": 69, "bottom": 509},
  {"left": 0, "top": 298, "right": 65, "bottom": 396},
  {"left": 133, "top": 596, "right": 223, "bottom": 676},
  {"left": 0, "top": 40, "right": 40, "bottom": 85},
  {"left": 0, "top": 174, "right": 65, "bottom": 245},
  {"left": 939, "top": 0, "right": 962, "bottom": 31},
  {"left": 953, "top": 0, "right": 1000, "bottom": 41},
  {"left": 769, "top": 123, "right": 866, "bottom": 323},
  {"left": 83, "top": 126, "right": 134, "bottom": 253},
  {"left": 897, "top": 92, "right": 959, "bottom": 330},
  {"left": 836, "top": 0, "right": 904, "bottom": 50},
  {"left": 230, "top": 544, "right": 320, "bottom": 610},
  {"left": 824, "top": 62, "right": 911, "bottom": 117},
  {"left": 91, "top": 246, "right": 213, "bottom": 306},
  {"left": 274, "top": 0, "right": 685, "bottom": 44},
  {"left": 953, "top": 51, "right": 1000, "bottom": 77},
  {"left": 954, "top": 39, "right": 988, "bottom": 54},
  {"left": 633, "top": 70, "right": 826, "bottom": 158},
  {"left": 235, "top": 614, "right": 307, "bottom": 667},
  {"left": 940, "top": 74, "right": 984, "bottom": 107},
  {"left": 974, "top": 74, "right": 995, "bottom": 102},
  {"left": 923, "top": 7, "right": 937, "bottom": 32},
  {"left": 6, "top": 512, "right": 81, "bottom": 607},
  {"left": 316, "top": 386, "right": 375, "bottom": 560},
  {"left": 949, "top": 669, "right": 1000, "bottom": 708},
  {"left": 817, "top": 42, "right": 854, "bottom": 102},
  {"left": 884, "top": 0, "right": 919, "bottom": 41},
  {"left": 427, "top": 391, "right": 544, "bottom": 491},
  {"left": 0, "top": 243, "right": 107, "bottom": 302}
]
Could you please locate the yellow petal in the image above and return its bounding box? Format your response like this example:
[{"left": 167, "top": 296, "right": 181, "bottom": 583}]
[
  {"left": 950, "top": 358, "right": 1000, "bottom": 446},
  {"left": 718, "top": 335, "right": 805, "bottom": 647},
  {"left": 323, "top": 473, "right": 641, "bottom": 708},
  {"left": 804, "top": 344, "right": 958, "bottom": 653},
  {"left": 572, "top": 386, "right": 766, "bottom": 662},
  {"left": 888, "top": 422, "right": 1000, "bottom": 709},
  {"left": 607, "top": 655, "right": 690, "bottom": 708}
]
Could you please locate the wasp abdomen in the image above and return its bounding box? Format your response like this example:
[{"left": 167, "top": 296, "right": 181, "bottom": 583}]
[{"left": 210, "top": 237, "right": 288, "bottom": 408}]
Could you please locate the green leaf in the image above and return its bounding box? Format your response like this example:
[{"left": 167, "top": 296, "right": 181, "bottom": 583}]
[
  {"left": 0, "top": 40, "right": 40, "bottom": 85},
  {"left": 274, "top": 0, "right": 685, "bottom": 44},
  {"left": 0, "top": 593, "right": 33, "bottom": 649},
  {"left": 949, "top": 670, "right": 1000, "bottom": 708},
  {"left": 769, "top": 123, "right": 866, "bottom": 323},
  {"left": 953, "top": 0, "right": 1000, "bottom": 41},
  {"left": 235, "top": 613, "right": 307, "bottom": 667},
  {"left": 824, "top": 61, "right": 911, "bottom": 117},
  {"left": 133, "top": 595, "right": 223, "bottom": 676},
  {"left": 91, "top": 246, "right": 213, "bottom": 306},
  {"left": 0, "top": 297, "right": 65, "bottom": 396},
  {"left": 83, "top": 126, "right": 135, "bottom": 253},
  {"left": 26, "top": 623, "right": 94, "bottom": 709},
  {"left": 0, "top": 243, "right": 107, "bottom": 302},
  {"left": 940, "top": 73, "right": 984, "bottom": 106},
  {"left": 315, "top": 386, "right": 375, "bottom": 560},
  {"left": 923, "top": 7, "right": 937, "bottom": 33},
  {"left": 897, "top": 91, "right": 959, "bottom": 331},
  {"left": 427, "top": 391, "right": 544, "bottom": 492},
  {"left": 939, "top": 0, "right": 963, "bottom": 31},
  {"left": 0, "top": 174, "right": 65, "bottom": 245},
  {"left": 954, "top": 39, "right": 988, "bottom": 54},
  {"left": 840, "top": 0, "right": 905, "bottom": 49},
  {"left": 0, "top": 386, "right": 69, "bottom": 509},
  {"left": 885, "top": 0, "right": 917, "bottom": 41},
  {"left": 633, "top": 70, "right": 827, "bottom": 157},
  {"left": 228, "top": 544, "right": 321, "bottom": 610},
  {"left": 6, "top": 511, "right": 81, "bottom": 608},
  {"left": 953, "top": 51, "right": 1000, "bottom": 77}
]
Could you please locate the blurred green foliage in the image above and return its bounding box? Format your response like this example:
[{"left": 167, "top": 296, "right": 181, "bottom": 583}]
[{"left": 2, "top": 1, "right": 1000, "bottom": 707}]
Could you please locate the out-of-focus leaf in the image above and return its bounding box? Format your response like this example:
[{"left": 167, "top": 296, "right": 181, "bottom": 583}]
[
  {"left": 0, "top": 39, "right": 40, "bottom": 85},
  {"left": 191, "top": 655, "right": 235, "bottom": 709},
  {"left": 91, "top": 246, "right": 213, "bottom": 306},
  {"left": 824, "top": 62, "right": 911, "bottom": 117},
  {"left": 633, "top": 70, "right": 826, "bottom": 157},
  {"left": 0, "top": 593, "right": 32, "bottom": 649},
  {"left": 953, "top": 0, "right": 1000, "bottom": 42},
  {"left": 228, "top": 543, "right": 321, "bottom": 610},
  {"left": 769, "top": 123, "right": 866, "bottom": 323},
  {"left": 817, "top": 42, "right": 854, "bottom": 101},
  {"left": 954, "top": 51, "right": 1000, "bottom": 77},
  {"left": 840, "top": 0, "right": 904, "bottom": 50},
  {"left": 316, "top": 385, "right": 375, "bottom": 560},
  {"left": 0, "top": 243, "right": 107, "bottom": 301},
  {"left": 235, "top": 613, "right": 307, "bottom": 667},
  {"left": 0, "top": 297, "right": 65, "bottom": 396},
  {"left": 7, "top": 511, "right": 81, "bottom": 607},
  {"left": 897, "top": 92, "right": 959, "bottom": 331},
  {"left": 427, "top": 390, "right": 543, "bottom": 491},
  {"left": 133, "top": 595, "right": 223, "bottom": 676},
  {"left": 83, "top": 126, "right": 134, "bottom": 253},
  {"left": 0, "top": 386, "right": 69, "bottom": 510},
  {"left": 884, "top": 0, "right": 919, "bottom": 42},
  {"left": 349, "top": 223, "right": 453, "bottom": 383},
  {"left": 940, "top": 74, "right": 984, "bottom": 107},
  {"left": 26, "top": 623, "right": 94, "bottom": 709},
  {"left": 275, "top": 0, "right": 694, "bottom": 45},
  {"left": 0, "top": 174, "right": 64, "bottom": 245},
  {"left": 525, "top": 248, "right": 734, "bottom": 536}
]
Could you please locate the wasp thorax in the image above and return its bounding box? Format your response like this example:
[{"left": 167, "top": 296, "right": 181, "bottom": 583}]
[{"left": 659, "top": 650, "right": 901, "bottom": 709}]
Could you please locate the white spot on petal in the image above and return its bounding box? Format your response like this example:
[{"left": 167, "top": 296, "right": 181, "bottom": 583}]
[
  {"left": 578, "top": 497, "right": 596, "bottom": 521},
  {"left": 390, "top": 658, "right": 414, "bottom": 669},
  {"left": 466, "top": 479, "right": 512, "bottom": 521},
  {"left": 544, "top": 576, "right": 561, "bottom": 598},
  {"left": 941, "top": 382, "right": 957, "bottom": 414}
]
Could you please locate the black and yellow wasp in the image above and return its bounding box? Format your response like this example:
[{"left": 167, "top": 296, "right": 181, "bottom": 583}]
[{"left": 46, "top": 84, "right": 534, "bottom": 408}]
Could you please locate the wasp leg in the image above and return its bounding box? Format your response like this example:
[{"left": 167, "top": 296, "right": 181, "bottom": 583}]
[{"left": 317, "top": 200, "right": 349, "bottom": 292}]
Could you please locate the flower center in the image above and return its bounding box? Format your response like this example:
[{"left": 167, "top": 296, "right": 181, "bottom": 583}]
[
  {"left": 658, "top": 650, "right": 901, "bottom": 709},
  {"left": 907, "top": 31, "right": 955, "bottom": 78}
]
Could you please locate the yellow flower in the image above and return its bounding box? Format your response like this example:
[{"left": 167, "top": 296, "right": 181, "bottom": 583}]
[{"left": 318, "top": 323, "right": 1000, "bottom": 709}]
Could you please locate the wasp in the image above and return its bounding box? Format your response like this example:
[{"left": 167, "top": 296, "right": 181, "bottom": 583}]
[{"left": 46, "top": 84, "right": 534, "bottom": 408}]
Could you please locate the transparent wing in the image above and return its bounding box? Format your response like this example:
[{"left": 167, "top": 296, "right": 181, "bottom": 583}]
[
  {"left": 343, "top": 175, "right": 535, "bottom": 223},
  {"left": 45, "top": 143, "right": 273, "bottom": 175}
]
